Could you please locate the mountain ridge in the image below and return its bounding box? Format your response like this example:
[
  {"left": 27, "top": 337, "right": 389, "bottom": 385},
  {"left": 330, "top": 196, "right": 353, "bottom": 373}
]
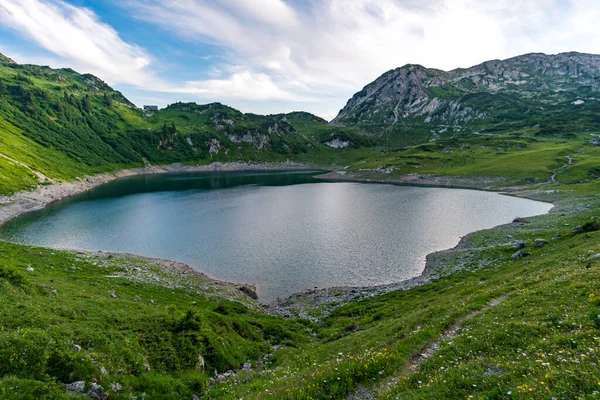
[{"left": 332, "top": 51, "right": 600, "bottom": 147}]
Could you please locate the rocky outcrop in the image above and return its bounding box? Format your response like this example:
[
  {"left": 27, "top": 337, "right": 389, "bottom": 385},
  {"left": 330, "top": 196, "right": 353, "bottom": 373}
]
[
  {"left": 0, "top": 52, "right": 16, "bottom": 64},
  {"left": 332, "top": 52, "right": 600, "bottom": 142},
  {"left": 324, "top": 138, "right": 350, "bottom": 149}
]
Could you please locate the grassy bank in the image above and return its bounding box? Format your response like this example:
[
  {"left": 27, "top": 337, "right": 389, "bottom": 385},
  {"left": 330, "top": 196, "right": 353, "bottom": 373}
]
[
  {"left": 3, "top": 55, "right": 600, "bottom": 399},
  {"left": 1, "top": 167, "right": 600, "bottom": 398},
  {"left": 0, "top": 244, "right": 313, "bottom": 399},
  {"left": 202, "top": 181, "right": 600, "bottom": 399}
]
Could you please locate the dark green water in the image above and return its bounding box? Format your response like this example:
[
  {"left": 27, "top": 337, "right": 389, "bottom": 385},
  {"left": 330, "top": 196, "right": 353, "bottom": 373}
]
[{"left": 0, "top": 170, "right": 553, "bottom": 301}]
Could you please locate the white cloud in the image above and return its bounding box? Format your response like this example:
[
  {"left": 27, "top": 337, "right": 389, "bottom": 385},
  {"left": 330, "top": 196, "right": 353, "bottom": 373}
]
[
  {"left": 175, "top": 70, "right": 317, "bottom": 102},
  {"left": 0, "top": 0, "right": 154, "bottom": 86},
  {"left": 125, "top": 0, "right": 600, "bottom": 118},
  {"left": 3, "top": 0, "right": 600, "bottom": 118}
]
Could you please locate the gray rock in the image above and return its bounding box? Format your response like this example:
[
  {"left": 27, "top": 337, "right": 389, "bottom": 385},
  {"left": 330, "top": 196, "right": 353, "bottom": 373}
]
[
  {"left": 72, "top": 344, "right": 82, "bottom": 352},
  {"left": 110, "top": 291, "right": 117, "bottom": 298},
  {"left": 197, "top": 355, "right": 205, "bottom": 370},
  {"left": 87, "top": 384, "right": 108, "bottom": 400},
  {"left": 110, "top": 382, "right": 122, "bottom": 392},
  {"left": 99, "top": 366, "right": 107, "bottom": 375},
  {"left": 533, "top": 238, "right": 548, "bottom": 248},
  {"left": 513, "top": 240, "right": 526, "bottom": 249},
  {"left": 588, "top": 253, "right": 600, "bottom": 260},
  {"left": 66, "top": 381, "right": 85, "bottom": 393},
  {"left": 238, "top": 285, "right": 258, "bottom": 300},
  {"left": 511, "top": 249, "right": 529, "bottom": 259},
  {"left": 25, "top": 266, "right": 34, "bottom": 272},
  {"left": 242, "top": 362, "right": 252, "bottom": 371},
  {"left": 133, "top": 295, "right": 141, "bottom": 301}
]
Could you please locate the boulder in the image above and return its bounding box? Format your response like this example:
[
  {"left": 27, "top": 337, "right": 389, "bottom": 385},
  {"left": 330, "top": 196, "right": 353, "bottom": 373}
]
[
  {"left": 239, "top": 285, "right": 258, "bottom": 300},
  {"left": 110, "top": 382, "right": 122, "bottom": 392},
  {"left": 65, "top": 381, "right": 85, "bottom": 393},
  {"left": 242, "top": 362, "right": 252, "bottom": 371},
  {"left": 533, "top": 238, "right": 548, "bottom": 248},
  {"left": 511, "top": 249, "right": 529, "bottom": 259},
  {"left": 87, "top": 384, "right": 108, "bottom": 400},
  {"left": 513, "top": 240, "right": 526, "bottom": 249}
]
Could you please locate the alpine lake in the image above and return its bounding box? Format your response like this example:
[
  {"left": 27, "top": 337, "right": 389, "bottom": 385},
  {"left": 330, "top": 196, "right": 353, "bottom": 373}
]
[{"left": 0, "top": 170, "right": 553, "bottom": 302}]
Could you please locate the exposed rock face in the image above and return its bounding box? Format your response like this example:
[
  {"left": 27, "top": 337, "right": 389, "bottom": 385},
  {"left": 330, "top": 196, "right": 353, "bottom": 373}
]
[
  {"left": 0, "top": 52, "right": 17, "bottom": 64},
  {"left": 324, "top": 138, "right": 350, "bottom": 149},
  {"left": 332, "top": 52, "right": 600, "bottom": 145},
  {"left": 228, "top": 132, "right": 269, "bottom": 150},
  {"left": 208, "top": 138, "right": 224, "bottom": 155}
]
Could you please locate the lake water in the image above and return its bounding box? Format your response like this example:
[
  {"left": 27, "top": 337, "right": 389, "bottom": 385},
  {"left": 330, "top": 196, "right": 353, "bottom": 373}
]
[{"left": 0, "top": 170, "right": 553, "bottom": 301}]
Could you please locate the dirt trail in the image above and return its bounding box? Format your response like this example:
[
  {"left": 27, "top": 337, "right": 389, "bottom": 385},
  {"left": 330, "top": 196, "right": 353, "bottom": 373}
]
[
  {"left": 348, "top": 295, "right": 508, "bottom": 400},
  {"left": 549, "top": 155, "right": 574, "bottom": 183},
  {"left": 0, "top": 151, "right": 52, "bottom": 182}
]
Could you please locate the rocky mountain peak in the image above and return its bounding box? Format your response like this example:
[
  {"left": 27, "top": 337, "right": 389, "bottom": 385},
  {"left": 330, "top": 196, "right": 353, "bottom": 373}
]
[{"left": 331, "top": 52, "right": 600, "bottom": 145}]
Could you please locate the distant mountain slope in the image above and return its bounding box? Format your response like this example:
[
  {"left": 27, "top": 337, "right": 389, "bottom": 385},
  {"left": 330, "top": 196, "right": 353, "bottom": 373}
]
[
  {"left": 0, "top": 53, "right": 360, "bottom": 195},
  {"left": 332, "top": 52, "right": 600, "bottom": 147}
]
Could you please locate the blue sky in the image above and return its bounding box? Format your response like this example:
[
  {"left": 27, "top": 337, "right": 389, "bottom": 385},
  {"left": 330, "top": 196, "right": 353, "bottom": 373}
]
[{"left": 1, "top": 0, "right": 599, "bottom": 120}]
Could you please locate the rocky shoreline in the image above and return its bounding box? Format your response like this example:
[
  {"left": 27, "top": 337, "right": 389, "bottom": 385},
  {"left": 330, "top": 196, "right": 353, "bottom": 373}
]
[
  {"left": 267, "top": 170, "right": 559, "bottom": 320},
  {"left": 0, "top": 164, "right": 557, "bottom": 316}
]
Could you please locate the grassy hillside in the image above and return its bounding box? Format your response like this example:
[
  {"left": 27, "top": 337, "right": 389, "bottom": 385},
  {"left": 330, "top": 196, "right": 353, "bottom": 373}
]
[
  {"left": 0, "top": 57, "right": 366, "bottom": 196},
  {"left": 2, "top": 174, "right": 600, "bottom": 399},
  {"left": 2, "top": 132, "right": 600, "bottom": 398},
  {"left": 3, "top": 53, "right": 600, "bottom": 398},
  {"left": 0, "top": 243, "right": 313, "bottom": 399}
]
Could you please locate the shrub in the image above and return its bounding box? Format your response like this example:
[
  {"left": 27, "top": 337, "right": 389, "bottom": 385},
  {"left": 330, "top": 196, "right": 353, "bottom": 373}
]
[
  {"left": 0, "top": 266, "right": 26, "bottom": 286},
  {"left": 0, "top": 329, "right": 51, "bottom": 379}
]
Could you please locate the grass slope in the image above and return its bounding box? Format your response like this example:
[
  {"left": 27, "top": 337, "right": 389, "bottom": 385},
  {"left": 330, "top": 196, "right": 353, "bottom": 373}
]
[
  {"left": 0, "top": 59, "right": 369, "bottom": 196},
  {"left": 2, "top": 53, "right": 600, "bottom": 399},
  {"left": 0, "top": 244, "right": 312, "bottom": 399},
  {"left": 2, "top": 138, "right": 600, "bottom": 398}
]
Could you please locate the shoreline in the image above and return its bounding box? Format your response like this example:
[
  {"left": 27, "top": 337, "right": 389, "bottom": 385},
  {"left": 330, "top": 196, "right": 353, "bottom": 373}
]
[
  {"left": 268, "top": 170, "right": 558, "bottom": 317},
  {"left": 0, "top": 160, "right": 312, "bottom": 226},
  {"left": 0, "top": 164, "right": 556, "bottom": 310}
]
